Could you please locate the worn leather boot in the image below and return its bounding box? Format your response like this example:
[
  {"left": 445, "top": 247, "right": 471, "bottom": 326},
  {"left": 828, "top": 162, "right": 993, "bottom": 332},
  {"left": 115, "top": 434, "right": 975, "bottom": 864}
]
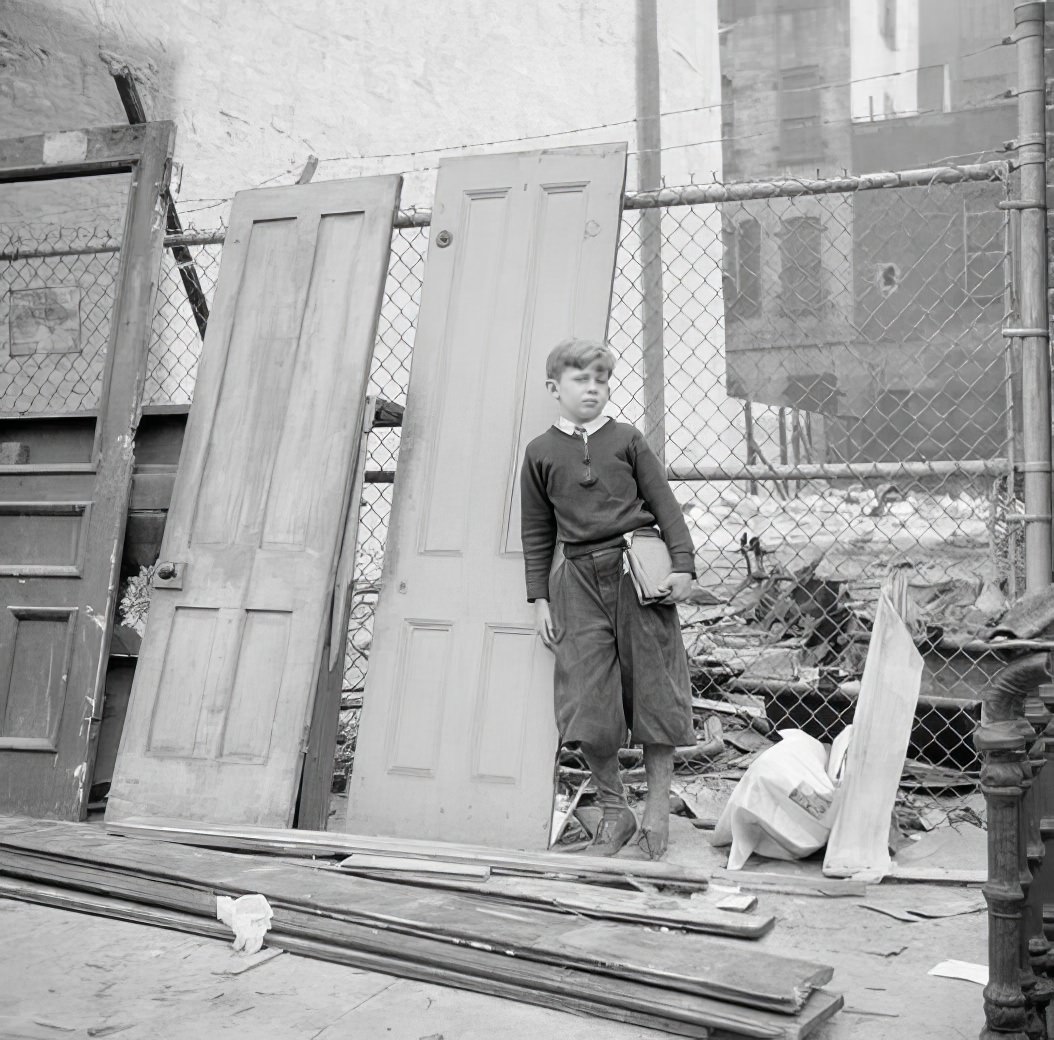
[{"left": 588, "top": 805, "right": 638, "bottom": 857}]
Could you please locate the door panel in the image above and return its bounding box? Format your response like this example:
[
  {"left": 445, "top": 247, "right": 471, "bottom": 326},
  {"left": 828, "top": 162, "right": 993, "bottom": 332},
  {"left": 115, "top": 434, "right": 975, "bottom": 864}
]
[
  {"left": 0, "top": 122, "right": 175, "bottom": 818},
  {"left": 346, "top": 145, "right": 626, "bottom": 849},
  {"left": 106, "top": 175, "right": 401, "bottom": 827}
]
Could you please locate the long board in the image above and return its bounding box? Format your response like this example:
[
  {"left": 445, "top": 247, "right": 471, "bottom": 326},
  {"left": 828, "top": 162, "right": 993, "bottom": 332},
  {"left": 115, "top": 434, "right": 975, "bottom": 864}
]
[
  {"left": 0, "top": 819, "right": 832, "bottom": 1014},
  {"left": 0, "top": 876, "right": 844, "bottom": 1039},
  {"left": 107, "top": 816, "right": 713, "bottom": 887}
]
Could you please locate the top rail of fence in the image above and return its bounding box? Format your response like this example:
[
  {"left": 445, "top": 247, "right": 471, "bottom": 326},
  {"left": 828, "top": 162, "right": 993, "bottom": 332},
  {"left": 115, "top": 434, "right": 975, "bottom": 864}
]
[{"left": 0, "top": 160, "right": 1009, "bottom": 259}]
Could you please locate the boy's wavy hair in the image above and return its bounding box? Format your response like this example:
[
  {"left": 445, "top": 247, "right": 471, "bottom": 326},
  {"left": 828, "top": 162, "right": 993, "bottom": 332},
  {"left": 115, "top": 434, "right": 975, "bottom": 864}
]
[{"left": 545, "top": 338, "right": 616, "bottom": 381}]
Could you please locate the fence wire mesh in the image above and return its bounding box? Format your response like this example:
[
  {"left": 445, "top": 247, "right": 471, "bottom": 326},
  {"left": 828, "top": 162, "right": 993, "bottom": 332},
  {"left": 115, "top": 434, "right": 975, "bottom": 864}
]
[
  {"left": 1, "top": 226, "right": 122, "bottom": 415},
  {"left": 4, "top": 165, "right": 1015, "bottom": 835}
]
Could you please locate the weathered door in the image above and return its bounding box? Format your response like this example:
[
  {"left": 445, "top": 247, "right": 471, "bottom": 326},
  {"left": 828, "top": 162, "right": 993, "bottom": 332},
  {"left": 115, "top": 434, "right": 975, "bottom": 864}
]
[
  {"left": 0, "top": 123, "right": 175, "bottom": 819},
  {"left": 346, "top": 145, "right": 627, "bottom": 849},
  {"left": 106, "top": 175, "right": 402, "bottom": 826}
]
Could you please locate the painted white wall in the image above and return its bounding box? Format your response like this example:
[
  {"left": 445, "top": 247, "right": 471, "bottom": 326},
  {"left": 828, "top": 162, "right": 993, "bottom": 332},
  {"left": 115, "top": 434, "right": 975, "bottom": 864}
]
[{"left": 850, "top": 0, "right": 920, "bottom": 122}]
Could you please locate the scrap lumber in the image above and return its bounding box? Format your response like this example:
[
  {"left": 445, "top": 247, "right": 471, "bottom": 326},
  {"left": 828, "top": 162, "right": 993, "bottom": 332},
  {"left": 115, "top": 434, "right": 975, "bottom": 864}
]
[
  {"left": 331, "top": 864, "right": 775, "bottom": 939},
  {"left": 0, "top": 820, "right": 832, "bottom": 1016},
  {"left": 341, "top": 854, "right": 492, "bottom": 880},
  {"left": 0, "top": 875, "right": 843, "bottom": 1040},
  {"left": 710, "top": 870, "right": 868, "bottom": 898},
  {"left": 823, "top": 594, "right": 925, "bottom": 880},
  {"left": 107, "top": 818, "right": 714, "bottom": 888}
]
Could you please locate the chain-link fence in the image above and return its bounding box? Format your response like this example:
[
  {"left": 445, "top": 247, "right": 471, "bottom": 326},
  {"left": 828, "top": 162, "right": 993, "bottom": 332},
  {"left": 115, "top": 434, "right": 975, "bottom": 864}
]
[{"left": 5, "top": 162, "right": 1016, "bottom": 834}]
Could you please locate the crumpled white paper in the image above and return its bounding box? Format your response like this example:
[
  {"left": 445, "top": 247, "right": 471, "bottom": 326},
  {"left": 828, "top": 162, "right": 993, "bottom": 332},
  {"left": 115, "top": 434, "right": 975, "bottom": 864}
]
[{"left": 216, "top": 893, "right": 274, "bottom": 955}]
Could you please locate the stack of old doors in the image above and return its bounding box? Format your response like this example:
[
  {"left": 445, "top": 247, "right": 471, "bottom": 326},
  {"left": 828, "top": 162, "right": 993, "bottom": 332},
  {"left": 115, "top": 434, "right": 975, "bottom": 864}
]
[
  {"left": 0, "top": 129, "right": 630, "bottom": 846},
  {"left": 105, "top": 143, "right": 630, "bottom": 844}
]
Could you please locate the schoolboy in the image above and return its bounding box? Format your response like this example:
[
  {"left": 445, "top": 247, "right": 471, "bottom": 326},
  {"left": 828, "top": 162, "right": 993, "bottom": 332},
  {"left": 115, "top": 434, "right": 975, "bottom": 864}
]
[{"left": 519, "top": 338, "right": 697, "bottom": 859}]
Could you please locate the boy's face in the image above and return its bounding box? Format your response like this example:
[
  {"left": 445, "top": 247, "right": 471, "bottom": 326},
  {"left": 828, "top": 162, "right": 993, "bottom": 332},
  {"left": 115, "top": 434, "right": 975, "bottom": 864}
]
[{"left": 547, "top": 361, "right": 611, "bottom": 424}]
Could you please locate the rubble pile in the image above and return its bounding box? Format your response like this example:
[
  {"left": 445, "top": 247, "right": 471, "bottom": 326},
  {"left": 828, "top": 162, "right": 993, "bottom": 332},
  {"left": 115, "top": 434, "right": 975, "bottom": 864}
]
[{"left": 684, "top": 481, "right": 1008, "bottom": 647}]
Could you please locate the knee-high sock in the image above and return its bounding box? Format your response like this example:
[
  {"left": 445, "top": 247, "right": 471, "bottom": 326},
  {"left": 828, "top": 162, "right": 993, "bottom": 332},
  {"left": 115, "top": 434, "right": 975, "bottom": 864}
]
[{"left": 580, "top": 743, "right": 628, "bottom": 811}]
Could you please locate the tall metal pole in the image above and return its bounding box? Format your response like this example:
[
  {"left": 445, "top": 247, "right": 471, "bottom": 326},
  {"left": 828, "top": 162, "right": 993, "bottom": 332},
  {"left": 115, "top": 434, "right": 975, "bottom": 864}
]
[
  {"left": 1015, "top": 1, "right": 1052, "bottom": 590},
  {"left": 636, "top": 0, "right": 665, "bottom": 463}
]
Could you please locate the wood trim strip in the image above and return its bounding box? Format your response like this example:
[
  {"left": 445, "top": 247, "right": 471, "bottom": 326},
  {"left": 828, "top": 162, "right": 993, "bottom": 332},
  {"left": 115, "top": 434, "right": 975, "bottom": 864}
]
[{"left": 0, "top": 124, "right": 173, "bottom": 180}]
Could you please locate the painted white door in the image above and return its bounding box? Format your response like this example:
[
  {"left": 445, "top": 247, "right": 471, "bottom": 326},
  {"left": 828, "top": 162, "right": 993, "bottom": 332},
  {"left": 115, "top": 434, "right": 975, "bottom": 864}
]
[
  {"left": 107, "top": 175, "right": 402, "bottom": 826},
  {"left": 346, "top": 145, "right": 627, "bottom": 849}
]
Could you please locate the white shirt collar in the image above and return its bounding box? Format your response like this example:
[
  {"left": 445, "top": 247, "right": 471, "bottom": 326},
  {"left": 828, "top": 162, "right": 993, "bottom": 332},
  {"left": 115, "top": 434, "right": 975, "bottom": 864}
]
[{"left": 556, "top": 414, "right": 611, "bottom": 436}]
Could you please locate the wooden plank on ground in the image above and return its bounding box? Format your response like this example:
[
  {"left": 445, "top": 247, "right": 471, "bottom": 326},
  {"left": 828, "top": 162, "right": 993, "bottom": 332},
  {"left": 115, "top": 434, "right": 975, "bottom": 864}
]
[
  {"left": 710, "top": 870, "right": 868, "bottom": 899},
  {"left": 823, "top": 595, "right": 925, "bottom": 880},
  {"left": 341, "top": 853, "right": 492, "bottom": 880},
  {"left": 106, "top": 174, "right": 402, "bottom": 828},
  {"left": 0, "top": 875, "right": 843, "bottom": 1039},
  {"left": 332, "top": 863, "right": 774, "bottom": 938},
  {"left": 107, "top": 817, "right": 712, "bottom": 888},
  {"left": 346, "top": 143, "right": 627, "bottom": 849},
  {"left": 885, "top": 865, "right": 986, "bottom": 885},
  {"left": 0, "top": 820, "right": 832, "bottom": 1014}
]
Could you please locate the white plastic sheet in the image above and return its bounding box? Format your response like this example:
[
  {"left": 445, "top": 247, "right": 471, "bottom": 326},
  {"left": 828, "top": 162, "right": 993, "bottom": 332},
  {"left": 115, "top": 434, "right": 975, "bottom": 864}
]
[{"left": 712, "top": 729, "right": 850, "bottom": 870}]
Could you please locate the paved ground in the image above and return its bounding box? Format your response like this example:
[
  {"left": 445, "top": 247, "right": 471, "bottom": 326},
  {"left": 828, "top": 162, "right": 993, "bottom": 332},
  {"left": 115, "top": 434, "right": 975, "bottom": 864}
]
[{"left": 0, "top": 817, "right": 988, "bottom": 1040}]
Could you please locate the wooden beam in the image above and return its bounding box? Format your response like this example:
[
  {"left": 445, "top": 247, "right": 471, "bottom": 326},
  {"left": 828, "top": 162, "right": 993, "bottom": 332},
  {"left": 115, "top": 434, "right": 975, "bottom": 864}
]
[
  {"left": 0, "top": 124, "right": 169, "bottom": 181},
  {"left": 112, "top": 68, "right": 210, "bottom": 341}
]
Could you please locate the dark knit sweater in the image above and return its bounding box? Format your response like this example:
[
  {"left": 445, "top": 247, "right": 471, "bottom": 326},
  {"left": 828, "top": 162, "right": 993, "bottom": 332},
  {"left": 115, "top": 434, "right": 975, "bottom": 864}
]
[{"left": 519, "top": 420, "right": 696, "bottom": 602}]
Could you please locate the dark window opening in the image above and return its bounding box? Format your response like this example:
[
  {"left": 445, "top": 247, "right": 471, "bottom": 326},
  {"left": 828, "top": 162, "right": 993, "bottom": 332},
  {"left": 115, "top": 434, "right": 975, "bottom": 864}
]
[{"left": 780, "top": 216, "right": 825, "bottom": 317}]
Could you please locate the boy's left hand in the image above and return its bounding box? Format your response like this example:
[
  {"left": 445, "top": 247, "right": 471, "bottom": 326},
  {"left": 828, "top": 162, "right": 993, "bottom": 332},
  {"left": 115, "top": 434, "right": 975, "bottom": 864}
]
[{"left": 659, "top": 572, "right": 693, "bottom": 603}]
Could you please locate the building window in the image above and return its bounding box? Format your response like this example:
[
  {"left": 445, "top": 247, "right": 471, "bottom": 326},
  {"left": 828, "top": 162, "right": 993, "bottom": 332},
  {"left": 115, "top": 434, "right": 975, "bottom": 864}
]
[
  {"left": 963, "top": 201, "right": 1003, "bottom": 302},
  {"left": 779, "top": 66, "right": 822, "bottom": 163},
  {"left": 724, "top": 217, "right": 762, "bottom": 318},
  {"left": 880, "top": 0, "right": 897, "bottom": 49},
  {"left": 779, "top": 216, "right": 825, "bottom": 317}
]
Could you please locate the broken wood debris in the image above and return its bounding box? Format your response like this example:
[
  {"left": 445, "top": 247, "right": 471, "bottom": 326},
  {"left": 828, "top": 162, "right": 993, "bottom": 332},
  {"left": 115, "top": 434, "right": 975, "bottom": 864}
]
[
  {"left": 709, "top": 870, "right": 868, "bottom": 898},
  {"left": 0, "top": 819, "right": 843, "bottom": 1039}
]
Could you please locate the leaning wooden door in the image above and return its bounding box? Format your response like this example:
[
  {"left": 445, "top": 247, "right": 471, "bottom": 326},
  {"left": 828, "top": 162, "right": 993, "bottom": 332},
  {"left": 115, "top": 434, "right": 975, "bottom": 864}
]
[
  {"left": 346, "top": 145, "right": 627, "bottom": 849},
  {"left": 106, "top": 175, "right": 402, "bottom": 826},
  {"left": 0, "top": 123, "right": 175, "bottom": 819}
]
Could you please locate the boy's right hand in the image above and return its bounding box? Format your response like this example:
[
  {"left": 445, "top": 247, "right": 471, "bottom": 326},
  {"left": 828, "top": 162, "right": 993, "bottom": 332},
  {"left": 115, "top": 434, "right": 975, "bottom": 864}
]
[{"left": 535, "top": 600, "right": 557, "bottom": 650}]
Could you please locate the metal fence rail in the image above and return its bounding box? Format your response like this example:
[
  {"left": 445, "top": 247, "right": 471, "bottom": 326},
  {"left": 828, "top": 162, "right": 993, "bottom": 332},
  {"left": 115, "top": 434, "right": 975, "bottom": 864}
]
[{"left": 3, "top": 161, "right": 1017, "bottom": 830}]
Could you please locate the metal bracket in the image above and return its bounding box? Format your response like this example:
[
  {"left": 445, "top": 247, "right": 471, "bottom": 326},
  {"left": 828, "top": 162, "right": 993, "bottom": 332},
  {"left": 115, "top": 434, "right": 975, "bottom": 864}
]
[
  {"left": 1003, "top": 328, "right": 1050, "bottom": 338},
  {"left": 152, "top": 561, "right": 185, "bottom": 590}
]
